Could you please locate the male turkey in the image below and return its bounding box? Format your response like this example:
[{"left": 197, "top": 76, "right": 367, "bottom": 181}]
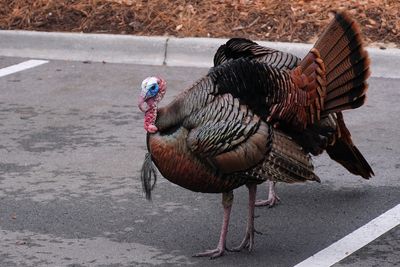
[
  {"left": 213, "top": 36, "right": 374, "bottom": 207},
  {"left": 139, "top": 11, "right": 373, "bottom": 258}
]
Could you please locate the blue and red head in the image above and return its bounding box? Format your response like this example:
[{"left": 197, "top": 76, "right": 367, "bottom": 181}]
[{"left": 138, "top": 76, "right": 166, "bottom": 133}]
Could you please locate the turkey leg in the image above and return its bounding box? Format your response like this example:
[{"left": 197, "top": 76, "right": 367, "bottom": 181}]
[
  {"left": 255, "top": 181, "right": 280, "bottom": 207},
  {"left": 232, "top": 183, "right": 258, "bottom": 252},
  {"left": 193, "top": 191, "right": 233, "bottom": 259}
]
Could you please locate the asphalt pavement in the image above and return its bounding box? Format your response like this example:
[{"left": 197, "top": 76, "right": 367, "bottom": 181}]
[{"left": 0, "top": 56, "right": 399, "bottom": 267}]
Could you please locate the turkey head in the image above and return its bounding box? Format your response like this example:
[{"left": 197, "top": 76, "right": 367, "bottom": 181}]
[{"left": 138, "top": 76, "right": 166, "bottom": 133}]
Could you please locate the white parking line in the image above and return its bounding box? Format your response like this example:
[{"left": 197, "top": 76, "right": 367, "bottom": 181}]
[
  {"left": 0, "top": 59, "right": 49, "bottom": 78},
  {"left": 294, "top": 204, "right": 400, "bottom": 267}
]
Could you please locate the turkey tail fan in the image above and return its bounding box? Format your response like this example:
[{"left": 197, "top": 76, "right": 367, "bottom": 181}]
[
  {"left": 141, "top": 152, "right": 158, "bottom": 201},
  {"left": 316, "top": 11, "right": 370, "bottom": 116},
  {"left": 295, "top": 11, "right": 370, "bottom": 121},
  {"left": 293, "top": 12, "right": 374, "bottom": 178},
  {"left": 326, "top": 112, "right": 374, "bottom": 179},
  {"left": 310, "top": 13, "right": 374, "bottom": 178}
]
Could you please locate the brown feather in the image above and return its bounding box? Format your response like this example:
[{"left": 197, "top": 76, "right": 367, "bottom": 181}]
[
  {"left": 262, "top": 130, "right": 319, "bottom": 183},
  {"left": 326, "top": 112, "right": 374, "bottom": 178}
]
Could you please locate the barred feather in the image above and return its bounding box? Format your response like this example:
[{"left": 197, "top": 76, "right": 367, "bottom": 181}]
[{"left": 316, "top": 11, "right": 370, "bottom": 116}]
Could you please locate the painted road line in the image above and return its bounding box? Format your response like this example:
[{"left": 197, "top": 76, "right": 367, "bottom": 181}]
[
  {"left": 0, "top": 59, "right": 48, "bottom": 78},
  {"left": 294, "top": 204, "right": 400, "bottom": 267}
]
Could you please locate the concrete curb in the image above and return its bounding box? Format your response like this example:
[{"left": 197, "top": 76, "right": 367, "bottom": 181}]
[
  {"left": 0, "top": 30, "right": 167, "bottom": 65},
  {"left": 0, "top": 30, "right": 399, "bottom": 79}
]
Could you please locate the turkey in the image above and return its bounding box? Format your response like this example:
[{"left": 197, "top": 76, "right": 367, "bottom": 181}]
[
  {"left": 213, "top": 36, "right": 374, "bottom": 207},
  {"left": 139, "top": 11, "right": 373, "bottom": 258}
]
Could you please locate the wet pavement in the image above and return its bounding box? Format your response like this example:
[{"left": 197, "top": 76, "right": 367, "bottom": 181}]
[{"left": 0, "top": 57, "right": 399, "bottom": 266}]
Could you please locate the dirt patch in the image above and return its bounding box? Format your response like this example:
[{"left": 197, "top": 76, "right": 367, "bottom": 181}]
[{"left": 1, "top": 0, "right": 399, "bottom": 48}]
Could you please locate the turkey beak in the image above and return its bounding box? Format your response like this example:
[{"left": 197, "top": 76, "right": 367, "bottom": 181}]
[{"left": 138, "top": 96, "right": 147, "bottom": 112}]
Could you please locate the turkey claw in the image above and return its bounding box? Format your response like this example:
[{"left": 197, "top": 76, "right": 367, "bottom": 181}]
[
  {"left": 231, "top": 231, "right": 254, "bottom": 252},
  {"left": 255, "top": 194, "right": 281, "bottom": 208},
  {"left": 193, "top": 247, "right": 225, "bottom": 259}
]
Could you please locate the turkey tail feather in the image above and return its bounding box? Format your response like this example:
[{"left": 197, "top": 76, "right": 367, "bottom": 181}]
[
  {"left": 327, "top": 112, "right": 374, "bottom": 178},
  {"left": 316, "top": 11, "right": 370, "bottom": 116},
  {"left": 327, "top": 139, "right": 374, "bottom": 179},
  {"left": 141, "top": 152, "right": 158, "bottom": 201},
  {"left": 314, "top": 13, "right": 374, "bottom": 177},
  {"left": 292, "top": 12, "right": 374, "bottom": 179},
  {"left": 295, "top": 11, "right": 370, "bottom": 121}
]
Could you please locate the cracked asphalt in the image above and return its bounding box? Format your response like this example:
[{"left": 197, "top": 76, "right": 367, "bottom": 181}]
[{"left": 0, "top": 57, "right": 399, "bottom": 266}]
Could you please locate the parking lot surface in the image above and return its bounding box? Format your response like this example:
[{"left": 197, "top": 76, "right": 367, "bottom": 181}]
[{"left": 0, "top": 57, "right": 399, "bottom": 266}]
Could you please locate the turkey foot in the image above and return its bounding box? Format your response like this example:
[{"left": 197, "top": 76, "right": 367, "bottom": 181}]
[
  {"left": 193, "top": 247, "right": 226, "bottom": 259},
  {"left": 232, "top": 184, "right": 257, "bottom": 252},
  {"left": 193, "top": 191, "right": 233, "bottom": 259},
  {"left": 256, "top": 181, "right": 280, "bottom": 207},
  {"left": 231, "top": 227, "right": 255, "bottom": 252}
]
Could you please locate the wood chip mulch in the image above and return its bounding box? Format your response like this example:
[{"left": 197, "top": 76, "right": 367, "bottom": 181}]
[{"left": 1, "top": 0, "right": 399, "bottom": 48}]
